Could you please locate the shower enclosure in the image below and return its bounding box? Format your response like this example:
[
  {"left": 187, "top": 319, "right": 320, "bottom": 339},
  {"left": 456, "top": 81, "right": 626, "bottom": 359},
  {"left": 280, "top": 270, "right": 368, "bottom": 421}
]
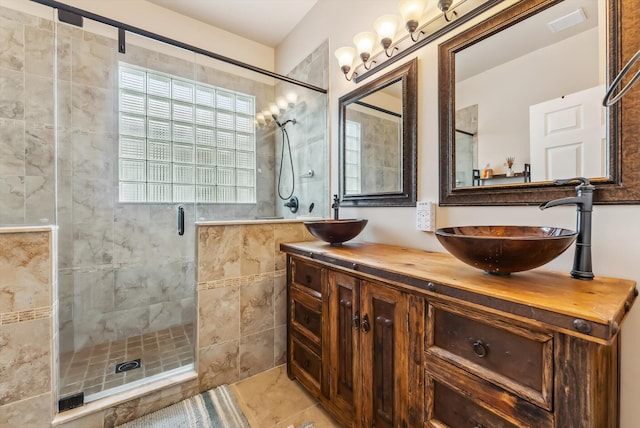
[{"left": 0, "top": 0, "right": 327, "bottom": 410}]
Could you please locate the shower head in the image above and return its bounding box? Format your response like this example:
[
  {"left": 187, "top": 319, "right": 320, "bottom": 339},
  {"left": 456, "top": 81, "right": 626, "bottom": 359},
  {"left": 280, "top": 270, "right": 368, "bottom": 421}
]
[
  {"left": 271, "top": 114, "right": 283, "bottom": 128},
  {"left": 272, "top": 114, "right": 296, "bottom": 128}
]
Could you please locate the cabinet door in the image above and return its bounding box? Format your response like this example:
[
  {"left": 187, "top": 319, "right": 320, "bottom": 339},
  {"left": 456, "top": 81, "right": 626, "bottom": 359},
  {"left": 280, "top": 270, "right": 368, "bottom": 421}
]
[
  {"left": 327, "top": 271, "right": 360, "bottom": 425},
  {"left": 360, "top": 281, "right": 409, "bottom": 428}
]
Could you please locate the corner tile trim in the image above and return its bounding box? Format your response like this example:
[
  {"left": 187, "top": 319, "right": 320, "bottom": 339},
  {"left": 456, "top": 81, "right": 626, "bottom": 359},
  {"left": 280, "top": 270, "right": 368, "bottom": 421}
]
[
  {"left": 1, "top": 306, "right": 51, "bottom": 325},
  {"left": 197, "top": 270, "right": 286, "bottom": 291}
]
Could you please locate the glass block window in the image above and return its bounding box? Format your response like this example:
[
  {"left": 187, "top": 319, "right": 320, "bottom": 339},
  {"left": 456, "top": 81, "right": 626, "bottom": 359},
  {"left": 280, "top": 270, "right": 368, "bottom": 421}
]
[
  {"left": 344, "top": 121, "right": 361, "bottom": 194},
  {"left": 118, "top": 63, "right": 256, "bottom": 204}
]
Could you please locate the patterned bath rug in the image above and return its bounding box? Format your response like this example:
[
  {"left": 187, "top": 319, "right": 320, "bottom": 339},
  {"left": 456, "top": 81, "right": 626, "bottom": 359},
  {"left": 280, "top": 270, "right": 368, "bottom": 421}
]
[{"left": 116, "top": 384, "right": 250, "bottom": 428}]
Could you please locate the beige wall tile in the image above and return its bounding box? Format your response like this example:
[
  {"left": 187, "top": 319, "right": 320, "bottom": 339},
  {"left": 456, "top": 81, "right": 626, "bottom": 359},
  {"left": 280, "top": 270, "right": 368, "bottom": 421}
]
[
  {"left": 198, "top": 285, "right": 240, "bottom": 348},
  {"left": 56, "top": 410, "right": 104, "bottom": 428},
  {"left": 240, "top": 329, "right": 274, "bottom": 379},
  {"left": 0, "top": 318, "right": 51, "bottom": 406},
  {"left": 274, "top": 223, "right": 305, "bottom": 271},
  {"left": 274, "top": 324, "right": 286, "bottom": 366},
  {"left": 197, "top": 225, "right": 241, "bottom": 283},
  {"left": 274, "top": 272, "right": 287, "bottom": 328},
  {"left": 240, "top": 275, "right": 274, "bottom": 336},
  {"left": 0, "top": 392, "right": 51, "bottom": 428},
  {"left": 240, "top": 224, "right": 274, "bottom": 276},
  {"left": 0, "top": 231, "right": 50, "bottom": 313},
  {"left": 198, "top": 340, "right": 240, "bottom": 392}
]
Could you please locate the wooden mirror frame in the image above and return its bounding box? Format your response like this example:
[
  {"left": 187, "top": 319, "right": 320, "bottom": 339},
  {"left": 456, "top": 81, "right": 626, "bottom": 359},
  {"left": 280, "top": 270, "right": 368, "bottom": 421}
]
[
  {"left": 339, "top": 58, "right": 418, "bottom": 207},
  {"left": 439, "top": 0, "right": 640, "bottom": 206}
]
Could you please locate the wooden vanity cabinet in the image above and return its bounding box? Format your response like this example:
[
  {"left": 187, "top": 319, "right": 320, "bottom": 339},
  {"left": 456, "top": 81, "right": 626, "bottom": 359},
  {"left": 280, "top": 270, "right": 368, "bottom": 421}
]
[
  {"left": 283, "top": 241, "right": 636, "bottom": 428},
  {"left": 287, "top": 257, "right": 414, "bottom": 427},
  {"left": 328, "top": 271, "right": 410, "bottom": 428}
]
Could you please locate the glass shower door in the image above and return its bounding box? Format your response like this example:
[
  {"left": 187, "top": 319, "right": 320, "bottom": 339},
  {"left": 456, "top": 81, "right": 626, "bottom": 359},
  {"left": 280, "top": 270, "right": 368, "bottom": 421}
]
[{"left": 56, "top": 17, "right": 196, "bottom": 404}]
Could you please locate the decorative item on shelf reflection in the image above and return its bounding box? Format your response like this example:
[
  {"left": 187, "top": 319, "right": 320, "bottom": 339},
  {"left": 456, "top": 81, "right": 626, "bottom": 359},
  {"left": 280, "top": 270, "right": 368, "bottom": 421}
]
[
  {"left": 255, "top": 91, "right": 298, "bottom": 129},
  {"left": 335, "top": 0, "right": 458, "bottom": 81},
  {"left": 505, "top": 156, "right": 515, "bottom": 177}
]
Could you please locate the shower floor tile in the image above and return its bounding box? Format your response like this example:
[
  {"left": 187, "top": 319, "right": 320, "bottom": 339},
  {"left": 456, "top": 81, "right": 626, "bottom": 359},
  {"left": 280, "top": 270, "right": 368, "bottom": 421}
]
[{"left": 59, "top": 323, "right": 195, "bottom": 398}]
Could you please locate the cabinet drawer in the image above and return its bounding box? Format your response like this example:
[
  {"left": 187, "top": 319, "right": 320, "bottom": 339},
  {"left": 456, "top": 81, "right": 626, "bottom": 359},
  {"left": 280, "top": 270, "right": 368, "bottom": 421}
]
[
  {"left": 290, "top": 335, "right": 322, "bottom": 397},
  {"left": 424, "top": 360, "right": 553, "bottom": 428},
  {"left": 428, "top": 377, "right": 520, "bottom": 428},
  {"left": 426, "top": 300, "right": 553, "bottom": 409},
  {"left": 291, "top": 289, "right": 322, "bottom": 344},
  {"left": 292, "top": 258, "right": 324, "bottom": 296}
]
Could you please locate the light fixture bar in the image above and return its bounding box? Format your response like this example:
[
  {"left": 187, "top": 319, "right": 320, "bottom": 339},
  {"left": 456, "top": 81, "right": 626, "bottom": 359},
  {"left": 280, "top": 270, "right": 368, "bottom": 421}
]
[{"left": 353, "top": 0, "right": 504, "bottom": 83}]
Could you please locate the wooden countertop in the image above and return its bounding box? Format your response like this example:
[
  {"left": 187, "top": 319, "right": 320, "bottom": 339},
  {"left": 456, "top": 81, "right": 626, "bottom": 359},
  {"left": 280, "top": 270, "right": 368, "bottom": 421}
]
[{"left": 281, "top": 240, "right": 637, "bottom": 344}]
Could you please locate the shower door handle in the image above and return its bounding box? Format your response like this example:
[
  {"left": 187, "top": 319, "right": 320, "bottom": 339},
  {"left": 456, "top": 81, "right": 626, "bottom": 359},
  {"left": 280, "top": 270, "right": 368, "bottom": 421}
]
[{"left": 177, "top": 205, "right": 185, "bottom": 236}]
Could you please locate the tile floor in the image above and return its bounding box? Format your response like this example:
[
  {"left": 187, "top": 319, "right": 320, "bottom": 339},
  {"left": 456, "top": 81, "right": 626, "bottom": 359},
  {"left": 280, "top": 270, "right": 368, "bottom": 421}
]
[
  {"left": 59, "top": 323, "right": 195, "bottom": 398},
  {"left": 231, "top": 365, "right": 341, "bottom": 428}
]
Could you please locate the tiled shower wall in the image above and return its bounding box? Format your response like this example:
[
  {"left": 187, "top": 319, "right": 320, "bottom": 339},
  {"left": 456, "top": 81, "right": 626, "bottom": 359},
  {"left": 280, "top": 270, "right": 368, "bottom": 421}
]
[
  {"left": 0, "top": 228, "right": 54, "bottom": 426},
  {"left": 0, "top": 6, "right": 56, "bottom": 226},
  {"left": 345, "top": 109, "right": 401, "bottom": 193},
  {"left": 196, "top": 221, "right": 314, "bottom": 391},
  {"left": 275, "top": 41, "right": 329, "bottom": 218}
]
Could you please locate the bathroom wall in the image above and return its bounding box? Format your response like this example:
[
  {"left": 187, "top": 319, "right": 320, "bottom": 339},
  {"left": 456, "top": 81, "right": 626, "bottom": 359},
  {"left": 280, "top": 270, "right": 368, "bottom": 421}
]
[
  {"left": 196, "top": 221, "right": 314, "bottom": 391},
  {"left": 277, "top": 1, "right": 640, "bottom": 427},
  {"left": 0, "top": 227, "right": 55, "bottom": 426},
  {"left": 0, "top": 5, "right": 56, "bottom": 226},
  {"left": 275, "top": 41, "right": 329, "bottom": 218},
  {"left": 345, "top": 108, "right": 401, "bottom": 193}
]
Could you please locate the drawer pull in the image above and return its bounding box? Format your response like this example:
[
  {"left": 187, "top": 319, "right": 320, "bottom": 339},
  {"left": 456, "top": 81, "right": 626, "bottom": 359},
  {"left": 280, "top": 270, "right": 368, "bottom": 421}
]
[
  {"left": 472, "top": 340, "right": 488, "bottom": 358},
  {"left": 303, "top": 314, "right": 310, "bottom": 324},
  {"left": 427, "top": 282, "right": 436, "bottom": 291},
  {"left": 303, "top": 359, "right": 310, "bottom": 369},
  {"left": 352, "top": 311, "right": 360, "bottom": 328},
  {"left": 305, "top": 274, "right": 312, "bottom": 284},
  {"left": 361, "top": 314, "right": 371, "bottom": 333},
  {"left": 376, "top": 315, "right": 394, "bottom": 328}
]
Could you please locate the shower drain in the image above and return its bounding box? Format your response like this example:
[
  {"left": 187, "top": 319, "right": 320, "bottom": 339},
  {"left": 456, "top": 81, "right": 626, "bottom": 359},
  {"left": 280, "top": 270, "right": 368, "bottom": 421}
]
[{"left": 115, "top": 358, "right": 141, "bottom": 374}]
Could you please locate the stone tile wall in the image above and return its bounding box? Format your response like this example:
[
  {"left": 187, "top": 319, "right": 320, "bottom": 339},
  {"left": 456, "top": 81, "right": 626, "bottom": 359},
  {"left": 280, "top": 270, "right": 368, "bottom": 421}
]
[
  {"left": 275, "top": 41, "right": 329, "bottom": 218},
  {"left": 0, "top": 7, "right": 56, "bottom": 226},
  {"left": 0, "top": 227, "right": 55, "bottom": 427},
  {"left": 196, "top": 221, "right": 313, "bottom": 391}
]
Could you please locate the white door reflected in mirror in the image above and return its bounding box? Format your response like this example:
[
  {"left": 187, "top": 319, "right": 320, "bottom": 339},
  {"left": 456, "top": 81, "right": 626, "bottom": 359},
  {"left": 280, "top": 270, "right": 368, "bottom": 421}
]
[{"left": 529, "top": 85, "right": 606, "bottom": 182}]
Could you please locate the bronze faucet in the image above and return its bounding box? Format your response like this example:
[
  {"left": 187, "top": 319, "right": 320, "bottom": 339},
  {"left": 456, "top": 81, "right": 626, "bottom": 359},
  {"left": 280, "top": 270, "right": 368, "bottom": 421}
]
[
  {"left": 332, "top": 194, "right": 340, "bottom": 220},
  {"left": 539, "top": 177, "right": 594, "bottom": 280}
]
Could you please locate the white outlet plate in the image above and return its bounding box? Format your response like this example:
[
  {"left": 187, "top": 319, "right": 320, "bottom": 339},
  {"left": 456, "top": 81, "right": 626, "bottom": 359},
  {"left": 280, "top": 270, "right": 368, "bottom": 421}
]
[{"left": 416, "top": 201, "right": 435, "bottom": 232}]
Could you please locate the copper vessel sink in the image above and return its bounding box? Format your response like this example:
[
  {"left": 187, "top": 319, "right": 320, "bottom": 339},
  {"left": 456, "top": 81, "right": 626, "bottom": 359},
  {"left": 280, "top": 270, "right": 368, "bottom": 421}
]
[
  {"left": 304, "top": 219, "right": 368, "bottom": 246},
  {"left": 435, "top": 226, "right": 578, "bottom": 275}
]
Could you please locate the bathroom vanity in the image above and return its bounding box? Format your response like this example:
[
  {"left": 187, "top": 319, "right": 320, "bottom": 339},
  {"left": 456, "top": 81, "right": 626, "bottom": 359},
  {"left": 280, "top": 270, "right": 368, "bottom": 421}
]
[{"left": 282, "top": 241, "right": 637, "bottom": 428}]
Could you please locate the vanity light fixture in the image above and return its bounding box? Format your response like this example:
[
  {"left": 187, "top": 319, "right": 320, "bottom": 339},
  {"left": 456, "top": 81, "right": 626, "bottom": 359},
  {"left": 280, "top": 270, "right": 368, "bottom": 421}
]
[
  {"left": 437, "top": 0, "right": 457, "bottom": 22},
  {"left": 256, "top": 92, "right": 300, "bottom": 128},
  {"left": 399, "top": 0, "right": 427, "bottom": 41},
  {"left": 335, "top": 46, "right": 357, "bottom": 81},
  {"left": 374, "top": 14, "right": 400, "bottom": 57},
  {"left": 340, "top": 0, "right": 497, "bottom": 83},
  {"left": 353, "top": 31, "right": 377, "bottom": 70}
]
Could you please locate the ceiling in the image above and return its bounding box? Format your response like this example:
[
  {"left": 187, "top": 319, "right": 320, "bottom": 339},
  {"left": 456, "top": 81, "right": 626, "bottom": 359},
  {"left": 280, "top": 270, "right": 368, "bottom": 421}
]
[{"left": 146, "top": 0, "right": 319, "bottom": 48}]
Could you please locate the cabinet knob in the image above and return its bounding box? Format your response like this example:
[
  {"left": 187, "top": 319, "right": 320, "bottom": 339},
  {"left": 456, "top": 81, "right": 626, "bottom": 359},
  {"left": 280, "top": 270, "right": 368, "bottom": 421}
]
[
  {"left": 303, "top": 314, "right": 310, "bottom": 324},
  {"left": 352, "top": 311, "right": 360, "bottom": 329},
  {"left": 361, "top": 314, "right": 371, "bottom": 333},
  {"left": 305, "top": 274, "right": 312, "bottom": 284},
  {"left": 427, "top": 282, "right": 436, "bottom": 291},
  {"left": 472, "top": 340, "right": 488, "bottom": 358},
  {"left": 303, "top": 359, "right": 310, "bottom": 369}
]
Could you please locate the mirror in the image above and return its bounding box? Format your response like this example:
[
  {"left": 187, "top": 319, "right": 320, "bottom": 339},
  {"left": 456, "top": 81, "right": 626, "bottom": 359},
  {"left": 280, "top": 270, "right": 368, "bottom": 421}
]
[
  {"left": 339, "top": 58, "right": 417, "bottom": 206},
  {"left": 439, "top": 0, "right": 640, "bottom": 205}
]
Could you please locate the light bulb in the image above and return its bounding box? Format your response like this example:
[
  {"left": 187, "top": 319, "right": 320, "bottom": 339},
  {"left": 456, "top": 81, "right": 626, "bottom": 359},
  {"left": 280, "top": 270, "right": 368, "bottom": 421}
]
[
  {"left": 374, "top": 14, "right": 399, "bottom": 49},
  {"left": 269, "top": 103, "right": 279, "bottom": 116},
  {"left": 286, "top": 91, "right": 298, "bottom": 106},
  {"left": 398, "top": 0, "right": 427, "bottom": 25},
  {"left": 353, "top": 31, "right": 377, "bottom": 64},
  {"left": 276, "top": 96, "right": 288, "bottom": 111},
  {"left": 256, "top": 112, "right": 265, "bottom": 125},
  {"left": 335, "top": 46, "right": 356, "bottom": 69}
]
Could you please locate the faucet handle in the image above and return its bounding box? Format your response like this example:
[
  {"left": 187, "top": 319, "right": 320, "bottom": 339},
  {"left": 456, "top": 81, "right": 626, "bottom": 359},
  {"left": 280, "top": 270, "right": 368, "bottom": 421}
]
[{"left": 553, "top": 177, "right": 594, "bottom": 190}]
